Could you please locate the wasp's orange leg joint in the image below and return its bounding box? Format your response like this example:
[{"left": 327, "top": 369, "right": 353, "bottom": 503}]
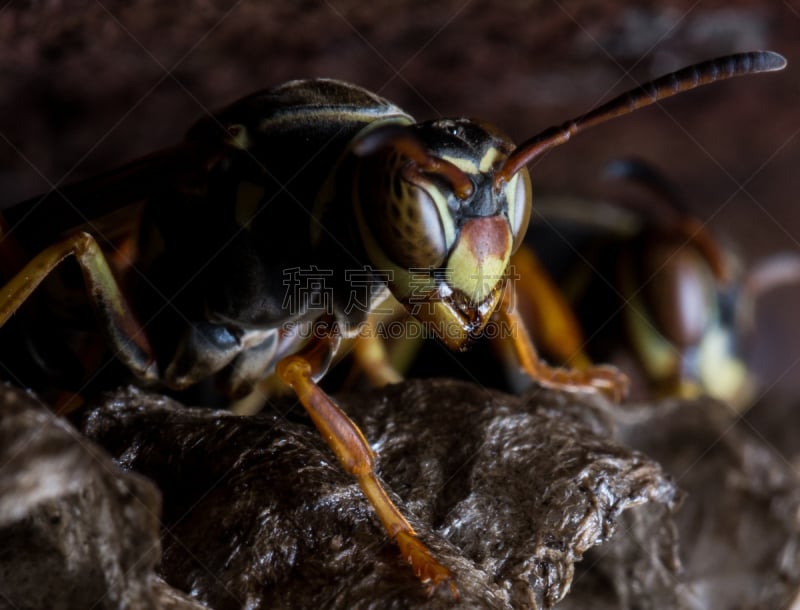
[
  {"left": 276, "top": 333, "right": 457, "bottom": 598},
  {"left": 0, "top": 231, "right": 157, "bottom": 380},
  {"left": 499, "top": 281, "right": 629, "bottom": 402}
]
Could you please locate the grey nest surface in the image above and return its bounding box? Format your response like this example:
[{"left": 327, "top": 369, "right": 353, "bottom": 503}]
[{"left": 2, "top": 379, "right": 799, "bottom": 609}]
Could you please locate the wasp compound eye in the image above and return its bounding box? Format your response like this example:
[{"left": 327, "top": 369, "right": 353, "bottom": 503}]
[
  {"left": 506, "top": 167, "right": 532, "bottom": 254},
  {"left": 360, "top": 155, "right": 449, "bottom": 269}
]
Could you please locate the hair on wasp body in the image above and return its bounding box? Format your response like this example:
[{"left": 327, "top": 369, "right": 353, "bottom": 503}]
[{"left": 0, "top": 51, "right": 786, "bottom": 595}]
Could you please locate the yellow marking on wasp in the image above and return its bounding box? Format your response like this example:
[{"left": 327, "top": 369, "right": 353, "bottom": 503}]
[
  {"left": 425, "top": 182, "right": 456, "bottom": 249},
  {"left": 478, "top": 147, "right": 502, "bottom": 172},
  {"left": 698, "top": 326, "right": 748, "bottom": 402},
  {"left": 442, "top": 147, "right": 502, "bottom": 175},
  {"left": 624, "top": 292, "right": 676, "bottom": 380},
  {"left": 442, "top": 155, "right": 479, "bottom": 175},
  {"left": 235, "top": 182, "right": 265, "bottom": 230},
  {"left": 226, "top": 124, "right": 251, "bottom": 150},
  {"left": 446, "top": 238, "right": 509, "bottom": 302}
]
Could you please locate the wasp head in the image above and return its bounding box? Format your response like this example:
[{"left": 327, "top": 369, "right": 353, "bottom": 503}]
[{"left": 352, "top": 119, "right": 531, "bottom": 350}]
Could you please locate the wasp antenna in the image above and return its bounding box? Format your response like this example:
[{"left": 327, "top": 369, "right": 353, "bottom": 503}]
[
  {"left": 604, "top": 158, "right": 728, "bottom": 280},
  {"left": 496, "top": 51, "right": 787, "bottom": 187},
  {"left": 744, "top": 253, "right": 800, "bottom": 299},
  {"left": 354, "top": 124, "right": 474, "bottom": 199},
  {"left": 676, "top": 217, "right": 729, "bottom": 282}
]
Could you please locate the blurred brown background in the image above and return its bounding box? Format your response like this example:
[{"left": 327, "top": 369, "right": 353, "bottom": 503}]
[{"left": 0, "top": 0, "right": 798, "bottom": 398}]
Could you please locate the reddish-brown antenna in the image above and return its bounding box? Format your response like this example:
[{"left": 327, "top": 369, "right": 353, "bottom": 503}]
[{"left": 495, "top": 51, "right": 787, "bottom": 188}]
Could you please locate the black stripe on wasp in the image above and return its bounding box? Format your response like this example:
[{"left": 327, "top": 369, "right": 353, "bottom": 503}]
[{"left": 0, "top": 51, "right": 786, "bottom": 596}]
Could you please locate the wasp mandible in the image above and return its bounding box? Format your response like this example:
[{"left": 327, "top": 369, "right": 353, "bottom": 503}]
[{"left": 0, "top": 51, "right": 786, "bottom": 595}]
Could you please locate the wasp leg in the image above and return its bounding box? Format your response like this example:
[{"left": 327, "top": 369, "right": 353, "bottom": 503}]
[
  {"left": 224, "top": 332, "right": 279, "bottom": 399},
  {"left": 510, "top": 245, "right": 592, "bottom": 368},
  {"left": 352, "top": 317, "right": 403, "bottom": 387},
  {"left": 276, "top": 333, "right": 457, "bottom": 598},
  {"left": 0, "top": 231, "right": 156, "bottom": 380},
  {"left": 498, "top": 277, "right": 629, "bottom": 402}
]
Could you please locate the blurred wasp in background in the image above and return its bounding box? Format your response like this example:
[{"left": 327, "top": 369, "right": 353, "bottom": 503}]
[{"left": 519, "top": 157, "right": 800, "bottom": 408}]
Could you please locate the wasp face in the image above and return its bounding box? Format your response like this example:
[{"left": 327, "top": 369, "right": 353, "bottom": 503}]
[{"left": 353, "top": 119, "right": 532, "bottom": 349}]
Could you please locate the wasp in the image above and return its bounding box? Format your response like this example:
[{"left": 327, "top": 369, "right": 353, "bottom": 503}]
[
  {"left": 522, "top": 157, "right": 800, "bottom": 407},
  {"left": 0, "top": 51, "right": 785, "bottom": 595}
]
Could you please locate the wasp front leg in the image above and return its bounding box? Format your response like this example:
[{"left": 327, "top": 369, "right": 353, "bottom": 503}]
[
  {"left": 509, "top": 245, "right": 593, "bottom": 369},
  {"left": 498, "top": 247, "right": 629, "bottom": 402},
  {"left": 350, "top": 315, "right": 404, "bottom": 387},
  {"left": 0, "top": 231, "right": 157, "bottom": 381},
  {"left": 276, "top": 327, "right": 456, "bottom": 597}
]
